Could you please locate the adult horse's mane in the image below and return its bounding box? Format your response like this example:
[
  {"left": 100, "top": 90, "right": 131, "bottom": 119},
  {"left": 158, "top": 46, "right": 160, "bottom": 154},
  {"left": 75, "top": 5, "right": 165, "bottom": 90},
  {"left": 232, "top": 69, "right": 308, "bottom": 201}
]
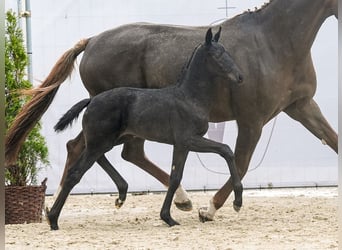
[{"left": 231, "top": 0, "right": 273, "bottom": 17}]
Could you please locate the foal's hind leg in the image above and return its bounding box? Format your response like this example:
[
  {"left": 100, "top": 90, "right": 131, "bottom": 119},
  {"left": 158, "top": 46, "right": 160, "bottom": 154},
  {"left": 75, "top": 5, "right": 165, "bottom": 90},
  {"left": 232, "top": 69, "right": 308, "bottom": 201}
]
[
  {"left": 49, "top": 132, "right": 129, "bottom": 212},
  {"left": 47, "top": 149, "right": 98, "bottom": 230},
  {"left": 121, "top": 137, "right": 192, "bottom": 211},
  {"left": 97, "top": 155, "right": 128, "bottom": 208},
  {"left": 46, "top": 132, "right": 85, "bottom": 215}
]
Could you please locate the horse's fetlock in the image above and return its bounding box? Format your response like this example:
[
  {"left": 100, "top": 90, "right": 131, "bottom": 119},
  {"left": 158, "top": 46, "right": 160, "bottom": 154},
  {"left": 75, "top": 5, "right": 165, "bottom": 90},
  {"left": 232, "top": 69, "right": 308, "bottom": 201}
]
[{"left": 160, "top": 210, "right": 170, "bottom": 221}]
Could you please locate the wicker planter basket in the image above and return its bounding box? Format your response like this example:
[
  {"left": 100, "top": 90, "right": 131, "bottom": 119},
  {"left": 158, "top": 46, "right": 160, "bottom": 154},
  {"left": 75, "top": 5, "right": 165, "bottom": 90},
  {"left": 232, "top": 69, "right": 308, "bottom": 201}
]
[{"left": 5, "top": 178, "right": 47, "bottom": 224}]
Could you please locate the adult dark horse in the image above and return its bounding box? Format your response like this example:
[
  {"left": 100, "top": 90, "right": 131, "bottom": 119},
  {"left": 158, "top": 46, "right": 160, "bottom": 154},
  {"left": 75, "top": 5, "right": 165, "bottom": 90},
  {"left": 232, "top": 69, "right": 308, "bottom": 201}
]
[
  {"left": 6, "top": 0, "right": 338, "bottom": 221},
  {"left": 48, "top": 28, "right": 243, "bottom": 229}
]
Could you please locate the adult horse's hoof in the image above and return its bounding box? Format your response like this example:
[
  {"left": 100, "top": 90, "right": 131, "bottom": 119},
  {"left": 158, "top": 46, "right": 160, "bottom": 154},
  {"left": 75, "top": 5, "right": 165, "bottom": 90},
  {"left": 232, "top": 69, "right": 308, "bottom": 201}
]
[
  {"left": 115, "top": 198, "right": 125, "bottom": 209},
  {"left": 198, "top": 207, "right": 214, "bottom": 223},
  {"left": 174, "top": 199, "right": 193, "bottom": 211}
]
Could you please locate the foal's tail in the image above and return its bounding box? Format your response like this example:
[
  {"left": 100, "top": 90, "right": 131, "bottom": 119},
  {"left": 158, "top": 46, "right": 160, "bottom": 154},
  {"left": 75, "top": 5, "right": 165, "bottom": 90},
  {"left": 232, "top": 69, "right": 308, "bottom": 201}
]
[
  {"left": 5, "top": 38, "right": 91, "bottom": 166},
  {"left": 54, "top": 98, "right": 91, "bottom": 132}
]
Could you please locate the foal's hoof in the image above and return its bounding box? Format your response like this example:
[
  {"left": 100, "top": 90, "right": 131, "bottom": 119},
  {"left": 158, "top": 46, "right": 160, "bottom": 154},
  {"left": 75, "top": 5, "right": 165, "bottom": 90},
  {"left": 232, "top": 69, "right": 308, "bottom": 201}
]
[
  {"left": 46, "top": 207, "right": 59, "bottom": 230},
  {"left": 115, "top": 198, "right": 125, "bottom": 209},
  {"left": 233, "top": 201, "right": 242, "bottom": 212},
  {"left": 160, "top": 212, "right": 180, "bottom": 227},
  {"left": 198, "top": 207, "right": 214, "bottom": 223},
  {"left": 164, "top": 218, "right": 180, "bottom": 227},
  {"left": 174, "top": 199, "right": 193, "bottom": 211},
  {"left": 50, "top": 223, "right": 59, "bottom": 231}
]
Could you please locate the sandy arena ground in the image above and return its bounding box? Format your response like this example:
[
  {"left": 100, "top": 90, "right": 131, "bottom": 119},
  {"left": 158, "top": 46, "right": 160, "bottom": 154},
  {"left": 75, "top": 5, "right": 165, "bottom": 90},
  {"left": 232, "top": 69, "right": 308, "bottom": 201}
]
[{"left": 5, "top": 187, "right": 337, "bottom": 249}]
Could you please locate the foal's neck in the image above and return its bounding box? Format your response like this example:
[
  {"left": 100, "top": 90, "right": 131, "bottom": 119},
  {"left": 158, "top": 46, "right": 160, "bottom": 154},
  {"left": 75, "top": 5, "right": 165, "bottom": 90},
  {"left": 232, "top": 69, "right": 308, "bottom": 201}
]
[{"left": 178, "top": 56, "right": 218, "bottom": 110}]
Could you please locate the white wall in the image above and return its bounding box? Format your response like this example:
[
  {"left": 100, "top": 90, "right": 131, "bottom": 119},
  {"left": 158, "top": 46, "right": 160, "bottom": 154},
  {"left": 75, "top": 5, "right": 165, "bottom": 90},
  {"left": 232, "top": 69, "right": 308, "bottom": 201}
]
[{"left": 6, "top": 0, "right": 338, "bottom": 194}]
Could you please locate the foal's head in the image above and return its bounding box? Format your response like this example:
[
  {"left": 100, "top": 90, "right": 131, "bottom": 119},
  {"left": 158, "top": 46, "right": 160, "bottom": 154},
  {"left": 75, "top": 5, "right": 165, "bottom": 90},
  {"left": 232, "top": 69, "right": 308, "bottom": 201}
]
[{"left": 198, "top": 27, "right": 243, "bottom": 85}]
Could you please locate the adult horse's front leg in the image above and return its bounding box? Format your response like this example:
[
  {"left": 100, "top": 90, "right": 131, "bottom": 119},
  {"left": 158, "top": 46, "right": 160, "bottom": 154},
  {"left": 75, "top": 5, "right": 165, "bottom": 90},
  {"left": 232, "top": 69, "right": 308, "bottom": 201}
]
[
  {"left": 121, "top": 137, "right": 193, "bottom": 211},
  {"left": 284, "top": 98, "right": 338, "bottom": 153},
  {"left": 199, "top": 123, "right": 262, "bottom": 222},
  {"left": 160, "top": 146, "right": 189, "bottom": 226}
]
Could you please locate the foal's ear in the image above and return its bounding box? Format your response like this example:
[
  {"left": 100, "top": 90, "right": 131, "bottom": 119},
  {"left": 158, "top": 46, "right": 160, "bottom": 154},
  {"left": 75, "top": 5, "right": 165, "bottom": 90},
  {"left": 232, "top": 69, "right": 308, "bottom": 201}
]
[
  {"left": 213, "top": 26, "right": 222, "bottom": 42},
  {"left": 205, "top": 28, "right": 213, "bottom": 46}
]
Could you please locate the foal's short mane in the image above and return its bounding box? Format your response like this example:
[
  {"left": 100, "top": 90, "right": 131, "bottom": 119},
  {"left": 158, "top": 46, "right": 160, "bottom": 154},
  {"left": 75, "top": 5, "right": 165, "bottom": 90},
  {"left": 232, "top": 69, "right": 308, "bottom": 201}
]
[{"left": 176, "top": 43, "right": 201, "bottom": 84}]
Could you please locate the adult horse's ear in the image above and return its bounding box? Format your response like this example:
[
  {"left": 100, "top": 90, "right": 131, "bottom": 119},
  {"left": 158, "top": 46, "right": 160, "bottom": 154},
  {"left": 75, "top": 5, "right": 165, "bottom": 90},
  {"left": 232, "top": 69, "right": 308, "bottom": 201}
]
[
  {"left": 213, "top": 26, "right": 222, "bottom": 42},
  {"left": 205, "top": 28, "right": 213, "bottom": 46}
]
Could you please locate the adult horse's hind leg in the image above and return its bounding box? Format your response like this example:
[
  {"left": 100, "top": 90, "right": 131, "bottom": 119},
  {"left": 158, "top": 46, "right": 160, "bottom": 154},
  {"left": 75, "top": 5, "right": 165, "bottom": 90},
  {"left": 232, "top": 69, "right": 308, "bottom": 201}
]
[
  {"left": 121, "top": 137, "right": 193, "bottom": 211},
  {"left": 284, "top": 98, "right": 338, "bottom": 153},
  {"left": 97, "top": 155, "right": 128, "bottom": 208}
]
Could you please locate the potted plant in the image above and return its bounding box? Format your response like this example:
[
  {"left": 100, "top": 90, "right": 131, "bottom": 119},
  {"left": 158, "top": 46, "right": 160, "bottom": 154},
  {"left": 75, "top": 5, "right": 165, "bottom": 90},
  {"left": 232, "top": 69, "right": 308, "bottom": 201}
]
[{"left": 5, "top": 10, "right": 49, "bottom": 224}]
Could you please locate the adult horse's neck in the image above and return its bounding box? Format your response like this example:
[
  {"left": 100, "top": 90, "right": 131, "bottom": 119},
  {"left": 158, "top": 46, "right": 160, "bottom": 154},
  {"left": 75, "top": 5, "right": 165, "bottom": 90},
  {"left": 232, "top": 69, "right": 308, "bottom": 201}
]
[{"left": 227, "top": 0, "right": 337, "bottom": 60}]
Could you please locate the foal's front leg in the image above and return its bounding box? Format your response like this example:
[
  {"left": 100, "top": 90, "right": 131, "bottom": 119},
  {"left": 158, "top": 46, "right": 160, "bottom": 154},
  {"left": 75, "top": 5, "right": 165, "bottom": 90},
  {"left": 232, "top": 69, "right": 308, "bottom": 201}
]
[
  {"left": 186, "top": 136, "right": 243, "bottom": 221},
  {"left": 160, "top": 146, "right": 189, "bottom": 226},
  {"left": 121, "top": 137, "right": 193, "bottom": 211},
  {"left": 97, "top": 155, "right": 128, "bottom": 208}
]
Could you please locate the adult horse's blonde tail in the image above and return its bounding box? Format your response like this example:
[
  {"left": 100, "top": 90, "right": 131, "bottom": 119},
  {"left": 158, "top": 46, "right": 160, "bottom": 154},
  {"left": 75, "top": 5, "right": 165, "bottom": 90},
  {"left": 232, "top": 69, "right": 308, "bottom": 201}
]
[{"left": 5, "top": 38, "right": 91, "bottom": 167}]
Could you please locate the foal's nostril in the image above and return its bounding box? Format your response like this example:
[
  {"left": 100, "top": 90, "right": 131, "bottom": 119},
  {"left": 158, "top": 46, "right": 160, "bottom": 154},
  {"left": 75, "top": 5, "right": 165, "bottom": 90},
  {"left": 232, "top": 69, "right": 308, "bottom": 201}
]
[{"left": 238, "top": 74, "right": 243, "bottom": 83}]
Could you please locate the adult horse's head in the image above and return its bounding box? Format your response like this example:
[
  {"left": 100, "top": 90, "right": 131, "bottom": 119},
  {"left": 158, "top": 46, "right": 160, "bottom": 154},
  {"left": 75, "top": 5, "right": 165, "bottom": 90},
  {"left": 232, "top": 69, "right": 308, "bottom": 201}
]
[{"left": 202, "top": 27, "right": 243, "bottom": 85}]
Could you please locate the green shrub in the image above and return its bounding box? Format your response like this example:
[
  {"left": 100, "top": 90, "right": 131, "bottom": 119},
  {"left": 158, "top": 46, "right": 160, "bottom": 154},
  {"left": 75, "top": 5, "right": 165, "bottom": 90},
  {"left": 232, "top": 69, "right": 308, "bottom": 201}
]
[{"left": 5, "top": 10, "right": 49, "bottom": 186}]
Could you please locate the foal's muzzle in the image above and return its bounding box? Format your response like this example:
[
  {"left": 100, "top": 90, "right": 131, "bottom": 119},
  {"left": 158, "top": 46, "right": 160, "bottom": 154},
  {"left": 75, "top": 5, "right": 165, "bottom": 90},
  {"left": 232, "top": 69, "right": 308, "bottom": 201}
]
[{"left": 237, "top": 74, "right": 244, "bottom": 84}]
